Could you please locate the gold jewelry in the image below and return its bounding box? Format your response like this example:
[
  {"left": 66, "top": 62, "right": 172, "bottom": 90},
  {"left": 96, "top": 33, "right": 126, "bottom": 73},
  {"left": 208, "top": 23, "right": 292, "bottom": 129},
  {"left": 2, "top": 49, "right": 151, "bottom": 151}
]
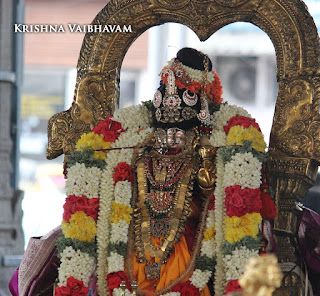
[
  {"left": 134, "top": 152, "right": 196, "bottom": 281},
  {"left": 197, "top": 55, "right": 211, "bottom": 125}
]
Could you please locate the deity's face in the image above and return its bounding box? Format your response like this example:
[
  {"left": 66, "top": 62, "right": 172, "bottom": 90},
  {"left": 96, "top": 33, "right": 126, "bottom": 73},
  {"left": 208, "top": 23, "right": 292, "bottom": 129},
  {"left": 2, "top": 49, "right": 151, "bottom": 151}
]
[{"left": 166, "top": 128, "right": 185, "bottom": 152}]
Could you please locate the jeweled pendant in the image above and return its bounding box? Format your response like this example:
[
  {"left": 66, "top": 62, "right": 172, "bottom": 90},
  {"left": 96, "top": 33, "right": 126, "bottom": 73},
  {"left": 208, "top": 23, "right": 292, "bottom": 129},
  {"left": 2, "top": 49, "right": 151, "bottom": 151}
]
[{"left": 146, "top": 262, "right": 161, "bottom": 281}]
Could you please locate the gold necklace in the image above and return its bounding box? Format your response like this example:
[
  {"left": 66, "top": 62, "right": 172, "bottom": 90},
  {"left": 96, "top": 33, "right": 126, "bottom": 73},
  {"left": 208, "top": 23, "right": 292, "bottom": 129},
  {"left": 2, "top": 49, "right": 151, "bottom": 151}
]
[{"left": 134, "top": 152, "right": 196, "bottom": 281}]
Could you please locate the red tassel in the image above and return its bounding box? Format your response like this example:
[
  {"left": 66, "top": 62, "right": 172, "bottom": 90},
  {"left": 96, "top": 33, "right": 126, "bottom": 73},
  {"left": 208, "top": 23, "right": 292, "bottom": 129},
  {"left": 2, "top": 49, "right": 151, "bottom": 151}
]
[
  {"left": 260, "top": 185, "right": 277, "bottom": 219},
  {"left": 260, "top": 163, "right": 277, "bottom": 219}
]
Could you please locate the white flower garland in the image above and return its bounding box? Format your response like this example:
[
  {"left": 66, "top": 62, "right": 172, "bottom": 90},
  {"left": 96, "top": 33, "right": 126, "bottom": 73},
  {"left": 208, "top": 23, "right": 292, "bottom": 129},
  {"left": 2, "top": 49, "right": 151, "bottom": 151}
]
[
  {"left": 96, "top": 105, "right": 154, "bottom": 295},
  {"left": 200, "top": 240, "right": 215, "bottom": 259},
  {"left": 113, "top": 104, "right": 152, "bottom": 131},
  {"left": 213, "top": 153, "right": 227, "bottom": 295},
  {"left": 112, "top": 288, "right": 132, "bottom": 296},
  {"left": 161, "top": 293, "right": 180, "bottom": 296},
  {"left": 110, "top": 220, "right": 130, "bottom": 244},
  {"left": 212, "top": 104, "right": 251, "bottom": 132},
  {"left": 166, "top": 58, "right": 215, "bottom": 83},
  {"left": 189, "top": 269, "right": 212, "bottom": 291},
  {"left": 107, "top": 251, "right": 125, "bottom": 274},
  {"left": 114, "top": 181, "right": 132, "bottom": 206},
  {"left": 65, "top": 163, "right": 102, "bottom": 198},
  {"left": 223, "top": 247, "right": 259, "bottom": 281},
  {"left": 200, "top": 209, "right": 216, "bottom": 258},
  {"left": 96, "top": 157, "right": 115, "bottom": 295},
  {"left": 223, "top": 152, "right": 262, "bottom": 189},
  {"left": 58, "top": 102, "right": 268, "bottom": 296},
  {"left": 58, "top": 247, "right": 96, "bottom": 287},
  {"left": 210, "top": 104, "right": 266, "bottom": 295},
  {"left": 97, "top": 148, "right": 135, "bottom": 295},
  {"left": 99, "top": 150, "right": 134, "bottom": 293},
  {"left": 205, "top": 210, "right": 215, "bottom": 228},
  {"left": 113, "top": 128, "right": 153, "bottom": 149},
  {"left": 209, "top": 130, "right": 227, "bottom": 147},
  {"left": 58, "top": 163, "right": 102, "bottom": 291}
]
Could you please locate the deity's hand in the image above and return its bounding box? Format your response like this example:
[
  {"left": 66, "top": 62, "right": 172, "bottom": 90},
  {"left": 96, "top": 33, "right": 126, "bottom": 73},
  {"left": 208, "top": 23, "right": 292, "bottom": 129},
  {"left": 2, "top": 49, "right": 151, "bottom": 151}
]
[
  {"left": 197, "top": 145, "right": 217, "bottom": 196},
  {"left": 197, "top": 160, "right": 216, "bottom": 189}
]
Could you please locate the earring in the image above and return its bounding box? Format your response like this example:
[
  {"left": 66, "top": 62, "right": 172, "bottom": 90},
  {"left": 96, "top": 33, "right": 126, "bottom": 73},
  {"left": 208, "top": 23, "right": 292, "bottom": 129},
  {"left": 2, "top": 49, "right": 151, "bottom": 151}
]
[{"left": 182, "top": 90, "right": 198, "bottom": 106}]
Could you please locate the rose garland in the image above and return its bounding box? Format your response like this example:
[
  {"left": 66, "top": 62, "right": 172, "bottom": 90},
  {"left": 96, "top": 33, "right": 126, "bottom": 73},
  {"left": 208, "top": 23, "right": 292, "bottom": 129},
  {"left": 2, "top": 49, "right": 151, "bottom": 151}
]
[
  {"left": 55, "top": 103, "right": 276, "bottom": 296},
  {"left": 209, "top": 104, "right": 276, "bottom": 295},
  {"left": 55, "top": 105, "right": 153, "bottom": 296}
]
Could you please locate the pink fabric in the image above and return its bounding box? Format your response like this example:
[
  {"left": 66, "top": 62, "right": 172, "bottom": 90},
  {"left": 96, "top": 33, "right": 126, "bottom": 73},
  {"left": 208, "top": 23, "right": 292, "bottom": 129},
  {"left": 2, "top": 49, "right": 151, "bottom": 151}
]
[
  {"left": 298, "top": 206, "right": 320, "bottom": 272},
  {"left": 88, "top": 275, "right": 98, "bottom": 296},
  {"left": 9, "top": 268, "right": 19, "bottom": 296},
  {"left": 262, "top": 220, "right": 276, "bottom": 253},
  {"left": 16, "top": 226, "right": 61, "bottom": 296}
]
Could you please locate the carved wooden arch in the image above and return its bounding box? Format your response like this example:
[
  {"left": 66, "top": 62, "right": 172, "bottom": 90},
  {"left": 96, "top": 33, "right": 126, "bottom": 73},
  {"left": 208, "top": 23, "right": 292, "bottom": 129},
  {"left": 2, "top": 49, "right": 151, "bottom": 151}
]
[
  {"left": 47, "top": 0, "right": 320, "bottom": 294},
  {"left": 47, "top": 0, "right": 320, "bottom": 160}
]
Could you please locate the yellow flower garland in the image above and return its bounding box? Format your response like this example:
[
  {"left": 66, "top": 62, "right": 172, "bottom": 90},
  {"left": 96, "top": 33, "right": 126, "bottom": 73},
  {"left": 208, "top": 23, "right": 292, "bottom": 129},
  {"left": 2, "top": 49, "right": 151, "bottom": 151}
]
[
  {"left": 226, "top": 125, "right": 266, "bottom": 152},
  {"left": 76, "top": 132, "right": 111, "bottom": 159},
  {"left": 203, "top": 226, "right": 216, "bottom": 241},
  {"left": 110, "top": 202, "right": 133, "bottom": 224},
  {"left": 61, "top": 211, "right": 97, "bottom": 242},
  {"left": 224, "top": 213, "right": 262, "bottom": 244}
]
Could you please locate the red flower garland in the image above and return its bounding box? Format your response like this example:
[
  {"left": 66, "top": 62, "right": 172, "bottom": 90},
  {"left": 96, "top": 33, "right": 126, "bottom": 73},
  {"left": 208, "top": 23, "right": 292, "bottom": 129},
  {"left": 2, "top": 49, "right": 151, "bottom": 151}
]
[
  {"left": 223, "top": 116, "right": 261, "bottom": 134},
  {"left": 113, "top": 162, "right": 134, "bottom": 184},
  {"left": 172, "top": 280, "right": 200, "bottom": 296},
  {"left": 55, "top": 277, "right": 89, "bottom": 296},
  {"left": 225, "top": 185, "right": 262, "bottom": 217},
  {"left": 209, "top": 194, "right": 215, "bottom": 211},
  {"left": 106, "top": 271, "right": 131, "bottom": 295},
  {"left": 225, "top": 279, "right": 242, "bottom": 295},
  {"left": 92, "top": 115, "right": 125, "bottom": 143},
  {"left": 205, "top": 70, "right": 223, "bottom": 104},
  {"left": 63, "top": 195, "right": 99, "bottom": 222}
]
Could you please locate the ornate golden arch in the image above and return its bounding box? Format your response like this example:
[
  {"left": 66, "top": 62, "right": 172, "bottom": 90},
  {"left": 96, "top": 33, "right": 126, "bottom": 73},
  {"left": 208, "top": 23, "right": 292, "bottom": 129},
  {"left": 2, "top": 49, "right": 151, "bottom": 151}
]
[{"left": 47, "top": 0, "right": 320, "bottom": 294}]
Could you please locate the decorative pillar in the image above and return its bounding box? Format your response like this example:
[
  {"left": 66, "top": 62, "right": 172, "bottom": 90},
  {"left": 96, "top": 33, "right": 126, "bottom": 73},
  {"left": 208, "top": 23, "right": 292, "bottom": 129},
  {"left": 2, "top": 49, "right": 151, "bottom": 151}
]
[
  {"left": 269, "top": 76, "right": 320, "bottom": 295},
  {"left": 0, "top": 0, "right": 24, "bottom": 294}
]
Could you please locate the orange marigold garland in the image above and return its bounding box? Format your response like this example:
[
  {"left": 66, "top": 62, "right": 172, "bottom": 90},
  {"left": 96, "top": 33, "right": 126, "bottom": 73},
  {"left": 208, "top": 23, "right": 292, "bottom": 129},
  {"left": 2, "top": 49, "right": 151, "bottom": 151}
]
[
  {"left": 205, "top": 70, "right": 223, "bottom": 104},
  {"left": 160, "top": 59, "right": 223, "bottom": 105},
  {"left": 161, "top": 70, "right": 223, "bottom": 105}
]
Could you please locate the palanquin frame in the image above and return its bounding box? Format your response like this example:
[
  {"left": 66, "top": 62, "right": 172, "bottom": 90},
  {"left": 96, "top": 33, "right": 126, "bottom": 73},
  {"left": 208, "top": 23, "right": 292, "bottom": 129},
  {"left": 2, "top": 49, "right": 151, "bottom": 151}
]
[{"left": 46, "top": 0, "right": 320, "bottom": 294}]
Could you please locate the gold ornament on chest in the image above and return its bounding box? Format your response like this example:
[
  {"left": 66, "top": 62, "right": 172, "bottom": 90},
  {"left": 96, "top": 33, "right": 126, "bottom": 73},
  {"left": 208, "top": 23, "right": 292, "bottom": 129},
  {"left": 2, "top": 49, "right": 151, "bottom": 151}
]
[{"left": 133, "top": 128, "right": 199, "bottom": 282}]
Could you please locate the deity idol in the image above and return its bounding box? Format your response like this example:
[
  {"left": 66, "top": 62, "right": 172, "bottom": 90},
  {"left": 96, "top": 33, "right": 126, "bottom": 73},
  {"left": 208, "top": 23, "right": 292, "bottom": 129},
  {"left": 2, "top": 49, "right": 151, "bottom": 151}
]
[{"left": 10, "top": 48, "right": 277, "bottom": 296}]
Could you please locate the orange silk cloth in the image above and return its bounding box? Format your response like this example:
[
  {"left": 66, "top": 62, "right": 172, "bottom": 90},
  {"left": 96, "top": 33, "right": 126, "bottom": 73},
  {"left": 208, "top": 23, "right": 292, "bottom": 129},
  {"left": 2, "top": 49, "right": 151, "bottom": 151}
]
[{"left": 132, "top": 235, "right": 211, "bottom": 295}]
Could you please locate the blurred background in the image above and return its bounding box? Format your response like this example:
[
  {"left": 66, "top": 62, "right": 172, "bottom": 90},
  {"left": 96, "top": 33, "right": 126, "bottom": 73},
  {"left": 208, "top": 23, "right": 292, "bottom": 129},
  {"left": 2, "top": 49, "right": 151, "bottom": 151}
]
[{"left": 18, "top": 0, "right": 320, "bottom": 246}]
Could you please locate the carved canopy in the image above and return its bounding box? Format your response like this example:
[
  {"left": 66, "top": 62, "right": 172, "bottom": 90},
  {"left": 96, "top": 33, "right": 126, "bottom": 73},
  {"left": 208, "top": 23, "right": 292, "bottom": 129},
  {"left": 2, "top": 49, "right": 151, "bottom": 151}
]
[{"left": 47, "top": 0, "right": 320, "bottom": 161}]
